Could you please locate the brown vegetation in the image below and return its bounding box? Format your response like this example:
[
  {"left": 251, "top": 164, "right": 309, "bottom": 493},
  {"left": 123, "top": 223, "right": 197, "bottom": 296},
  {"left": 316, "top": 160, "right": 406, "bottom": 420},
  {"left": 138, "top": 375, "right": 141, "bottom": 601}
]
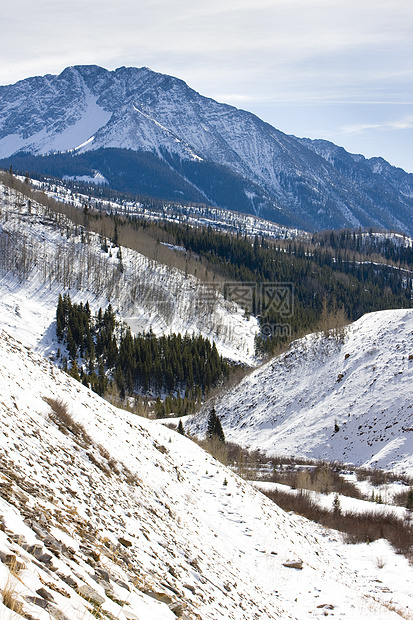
[{"left": 263, "top": 486, "right": 413, "bottom": 561}]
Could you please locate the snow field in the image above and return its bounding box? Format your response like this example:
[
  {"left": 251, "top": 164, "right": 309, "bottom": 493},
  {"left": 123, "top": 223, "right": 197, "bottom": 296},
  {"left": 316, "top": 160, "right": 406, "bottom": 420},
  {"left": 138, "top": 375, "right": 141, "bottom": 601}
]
[
  {"left": 0, "top": 180, "right": 258, "bottom": 365},
  {"left": 0, "top": 329, "right": 412, "bottom": 619}
]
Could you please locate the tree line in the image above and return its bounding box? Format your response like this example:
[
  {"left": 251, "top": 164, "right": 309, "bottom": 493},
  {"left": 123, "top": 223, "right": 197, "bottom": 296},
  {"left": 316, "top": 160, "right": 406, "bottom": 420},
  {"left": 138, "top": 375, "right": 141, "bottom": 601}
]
[
  {"left": 157, "top": 223, "right": 412, "bottom": 354},
  {"left": 56, "top": 294, "right": 230, "bottom": 415},
  {"left": 2, "top": 168, "right": 411, "bottom": 358}
]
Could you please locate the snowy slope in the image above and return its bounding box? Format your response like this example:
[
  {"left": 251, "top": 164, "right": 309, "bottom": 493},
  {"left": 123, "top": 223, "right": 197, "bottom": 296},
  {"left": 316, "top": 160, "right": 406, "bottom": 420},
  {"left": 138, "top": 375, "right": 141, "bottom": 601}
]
[
  {"left": 1, "top": 328, "right": 413, "bottom": 619},
  {"left": 188, "top": 310, "right": 413, "bottom": 473},
  {"left": 0, "top": 180, "right": 258, "bottom": 364}
]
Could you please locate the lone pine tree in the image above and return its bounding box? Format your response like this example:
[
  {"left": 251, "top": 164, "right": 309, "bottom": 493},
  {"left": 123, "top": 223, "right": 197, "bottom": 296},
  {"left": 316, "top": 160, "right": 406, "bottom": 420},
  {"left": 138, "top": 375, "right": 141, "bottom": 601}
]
[{"left": 207, "top": 408, "right": 225, "bottom": 443}]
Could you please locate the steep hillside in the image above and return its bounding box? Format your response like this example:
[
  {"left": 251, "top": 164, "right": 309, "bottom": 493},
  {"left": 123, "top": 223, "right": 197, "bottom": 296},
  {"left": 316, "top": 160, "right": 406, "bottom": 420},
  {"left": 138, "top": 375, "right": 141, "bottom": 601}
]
[
  {"left": 188, "top": 309, "right": 413, "bottom": 473},
  {"left": 0, "top": 179, "right": 257, "bottom": 365},
  {"left": 1, "top": 328, "right": 413, "bottom": 619},
  {"left": 1, "top": 65, "right": 413, "bottom": 233}
]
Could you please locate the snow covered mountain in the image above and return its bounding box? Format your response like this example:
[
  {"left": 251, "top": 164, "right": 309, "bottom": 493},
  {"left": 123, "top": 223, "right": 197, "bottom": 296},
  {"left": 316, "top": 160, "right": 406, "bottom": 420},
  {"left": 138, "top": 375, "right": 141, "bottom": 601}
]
[
  {"left": 188, "top": 309, "right": 413, "bottom": 473},
  {"left": 2, "top": 323, "right": 413, "bottom": 619},
  {"left": 1, "top": 65, "right": 413, "bottom": 234}
]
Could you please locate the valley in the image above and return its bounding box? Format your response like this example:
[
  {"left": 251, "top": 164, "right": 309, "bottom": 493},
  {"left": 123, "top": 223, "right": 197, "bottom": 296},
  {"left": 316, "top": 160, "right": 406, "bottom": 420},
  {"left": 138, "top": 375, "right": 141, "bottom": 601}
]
[{"left": 0, "top": 64, "right": 413, "bottom": 618}]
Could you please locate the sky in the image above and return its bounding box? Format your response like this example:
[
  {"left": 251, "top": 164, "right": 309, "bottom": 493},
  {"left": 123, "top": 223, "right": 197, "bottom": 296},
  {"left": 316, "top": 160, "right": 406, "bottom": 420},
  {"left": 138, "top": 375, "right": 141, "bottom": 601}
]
[{"left": 2, "top": 0, "right": 413, "bottom": 172}]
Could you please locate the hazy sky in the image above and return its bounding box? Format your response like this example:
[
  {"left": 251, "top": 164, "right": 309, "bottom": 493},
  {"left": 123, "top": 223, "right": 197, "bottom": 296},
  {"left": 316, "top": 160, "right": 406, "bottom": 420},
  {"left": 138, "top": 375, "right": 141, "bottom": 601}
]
[{"left": 2, "top": 0, "right": 413, "bottom": 171}]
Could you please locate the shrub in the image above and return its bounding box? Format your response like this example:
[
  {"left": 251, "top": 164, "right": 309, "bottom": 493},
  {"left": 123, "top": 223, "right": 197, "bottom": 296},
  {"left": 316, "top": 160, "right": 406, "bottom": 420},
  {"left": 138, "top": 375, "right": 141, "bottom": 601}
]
[
  {"left": 44, "top": 397, "right": 92, "bottom": 447},
  {"left": 2, "top": 586, "right": 24, "bottom": 615}
]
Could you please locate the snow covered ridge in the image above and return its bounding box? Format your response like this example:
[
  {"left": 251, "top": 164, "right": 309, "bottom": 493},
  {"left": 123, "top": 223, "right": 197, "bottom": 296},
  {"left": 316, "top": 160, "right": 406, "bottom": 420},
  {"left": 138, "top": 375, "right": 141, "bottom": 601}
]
[
  {"left": 0, "top": 180, "right": 258, "bottom": 364},
  {"left": 2, "top": 65, "right": 413, "bottom": 235},
  {"left": 188, "top": 309, "right": 413, "bottom": 474},
  {"left": 35, "top": 175, "right": 304, "bottom": 242},
  {"left": 1, "top": 329, "right": 413, "bottom": 619}
]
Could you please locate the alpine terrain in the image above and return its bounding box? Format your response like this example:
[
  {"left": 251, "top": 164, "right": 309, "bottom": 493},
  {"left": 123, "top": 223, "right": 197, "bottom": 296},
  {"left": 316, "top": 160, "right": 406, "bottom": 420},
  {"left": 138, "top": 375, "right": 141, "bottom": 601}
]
[
  {"left": 1, "top": 72, "right": 413, "bottom": 620},
  {"left": 2, "top": 325, "right": 413, "bottom": 619},
  {"left": 1, "top": 65, "right": 413, "bottom": 234},
  {"left": 188, "top": 309, "right": 413, "bottom": 472}
]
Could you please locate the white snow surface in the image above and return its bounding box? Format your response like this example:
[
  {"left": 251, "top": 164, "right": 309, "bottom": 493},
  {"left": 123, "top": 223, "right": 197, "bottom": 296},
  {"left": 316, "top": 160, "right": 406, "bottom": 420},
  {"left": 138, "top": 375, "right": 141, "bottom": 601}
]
[
  {"left": 0, "top": 84, "right": 111, "bottom": 158},
  {"left": 1, "top": 176, "right": 413, "bottom": 619},
  {"left": 0, "top": 328, "right": 412, "bottom": 619},
  {"left": 188, "top": 310, "right": 413, "bottom": 473},
  {"left": 2, "top": 65, "right": 413, "bottom": 235}
]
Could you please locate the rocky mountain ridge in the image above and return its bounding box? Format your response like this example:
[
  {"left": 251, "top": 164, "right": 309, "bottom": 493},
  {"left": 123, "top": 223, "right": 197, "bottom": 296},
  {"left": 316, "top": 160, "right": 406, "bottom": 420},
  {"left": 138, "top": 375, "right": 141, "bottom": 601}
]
[{"left": 1, "top": 65, "right": 413, "bottom": 234}]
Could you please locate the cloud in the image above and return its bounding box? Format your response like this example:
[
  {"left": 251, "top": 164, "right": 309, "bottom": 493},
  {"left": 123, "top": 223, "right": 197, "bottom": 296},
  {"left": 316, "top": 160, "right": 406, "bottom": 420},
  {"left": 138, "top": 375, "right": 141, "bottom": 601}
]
[
  {"left": 2, "top": 0, "right": 413, "bottom": 94},
  {"left": 343, "top": 115, "right": 413, "bottom": 134}
]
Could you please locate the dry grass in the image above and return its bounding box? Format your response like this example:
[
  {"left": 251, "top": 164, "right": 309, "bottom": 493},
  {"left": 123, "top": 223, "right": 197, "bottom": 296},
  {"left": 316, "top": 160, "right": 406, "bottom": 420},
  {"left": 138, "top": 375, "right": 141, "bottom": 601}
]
[
  {"left": 1, "top": 555, "right": 28, "bottom": 618},
  {"left": 192, "top": 436, "right": 229, "bottom": 466},
  {"left": 44, "top": 396, "right": 141, "bottom": 487},
  {"left": 269, "top": 463, "right": 364, "bottom": 498},
  {"left": 207, "top": 440, "right": 413, "bottom": 562},
  {"left": 357, "top": 467, "right": 413, "bottom": 488},
  {"left": 2, "top": 582, "right": 25, "bottom": 615},
  {"left": 44, "top": 397, "right": 92, "bottom": 446}
]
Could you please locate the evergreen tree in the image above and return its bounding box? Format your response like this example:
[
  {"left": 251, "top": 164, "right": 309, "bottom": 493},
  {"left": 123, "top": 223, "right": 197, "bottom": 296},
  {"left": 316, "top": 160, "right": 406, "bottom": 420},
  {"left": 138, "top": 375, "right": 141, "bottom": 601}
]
[
  {"left": 54, "top": 295, "right": 231, "bottom": 410},
  {"left": 69, "top": 359, "right": 80, "bottom": 381},
  {"left": 97, "top": 358, "right": 107, "bottom": 396},
  {"left": 56, "top": 293, "right": 64, "bottom": 341},
  {"left": 177, "top": 419, "right": 185, "bottom": 435},
  {"left": 66, "top": 325, "right": 77, "bottom": 361},
  {"left": 207, "top": 408, "right": 225, "bottom": 443}
]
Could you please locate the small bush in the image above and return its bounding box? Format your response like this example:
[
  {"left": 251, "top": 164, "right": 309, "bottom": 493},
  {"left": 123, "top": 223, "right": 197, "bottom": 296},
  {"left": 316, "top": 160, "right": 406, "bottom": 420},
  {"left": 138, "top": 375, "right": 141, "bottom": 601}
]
[
  {"left": 2, "top": 578, "right": 25, "bottom": 616},
  {"left": 268, "top": 463, "right": 364, "bottom": 499}
]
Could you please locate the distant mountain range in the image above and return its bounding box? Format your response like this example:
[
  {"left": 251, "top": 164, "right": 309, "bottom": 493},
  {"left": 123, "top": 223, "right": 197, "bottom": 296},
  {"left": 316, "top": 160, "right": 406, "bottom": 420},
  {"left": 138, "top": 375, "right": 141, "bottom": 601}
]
[{"left": 1, "top": 64, "right": 413, "bottom": 234}]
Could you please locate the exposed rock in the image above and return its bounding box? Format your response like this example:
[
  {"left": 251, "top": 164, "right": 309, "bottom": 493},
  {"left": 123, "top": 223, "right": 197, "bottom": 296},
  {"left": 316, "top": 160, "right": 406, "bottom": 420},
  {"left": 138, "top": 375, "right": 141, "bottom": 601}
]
[
  {"left": 36, "top": 587, "right": 56, "bottom": 603},
  {"left": 25, "top": 595, "right": 49, "bottom": 609},
  {"left": 47, "top": 606, "right": 72, "bottom": 620},
  {"left": 38, "top": 552, "right": 54, "bottom": 564},
  {"left": 0, "top": 550, "right": 25, "bottom": 571},
  {"left": 22, "top": 543, "right": 45, "bottom": 557},
  {"left": 169, "top": 601, "right": 185, "bottom": 616},
  {"left": 8, "top": 532, "right": 27, "bottom": 544},
  {"left": 112, "top": 576, "right": 130, "bottom": 591},
  {"left": 95, "top": 568, "right": 111, "bottom": 582},
  {"left": 57, "top": 573, "right": 78, "bottom": 589},
  {"left": 144, "top": 590, "right": 173, "bottom": 604},
  {"left": 76, "top": 584, "right": 105, "bottom": 606},
  {"left": 118, "top": 536, "right": 132, "bottom": 548},
  {"left": 317, "top": 603, "right": 335, "bottom": 609},
  {"left": 282, "top": 559, "right": 303, "bottom": 570}
]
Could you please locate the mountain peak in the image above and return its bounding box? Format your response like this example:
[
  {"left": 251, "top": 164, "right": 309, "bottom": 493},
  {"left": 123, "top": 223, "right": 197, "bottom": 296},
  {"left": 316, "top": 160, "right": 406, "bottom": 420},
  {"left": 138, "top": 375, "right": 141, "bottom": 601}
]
[{"left": 1, "top": 65, "right": 413, "bottom": 234}]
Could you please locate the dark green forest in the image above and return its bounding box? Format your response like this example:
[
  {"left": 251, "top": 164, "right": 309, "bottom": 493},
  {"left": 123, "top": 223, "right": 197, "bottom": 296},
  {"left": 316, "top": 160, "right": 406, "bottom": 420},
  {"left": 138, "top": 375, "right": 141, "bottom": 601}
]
[
  {"left": 0, "top": 148, "right": 274, "bottom": 216},
  {"left": 144, "top": 221, "right": 413, "bottom": 354},
  {"left": 3, "top": 168, "right": 411, "bottom": 362},
  {"left": 56, "top": 294, "right": 229, "bottom": 416}
]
